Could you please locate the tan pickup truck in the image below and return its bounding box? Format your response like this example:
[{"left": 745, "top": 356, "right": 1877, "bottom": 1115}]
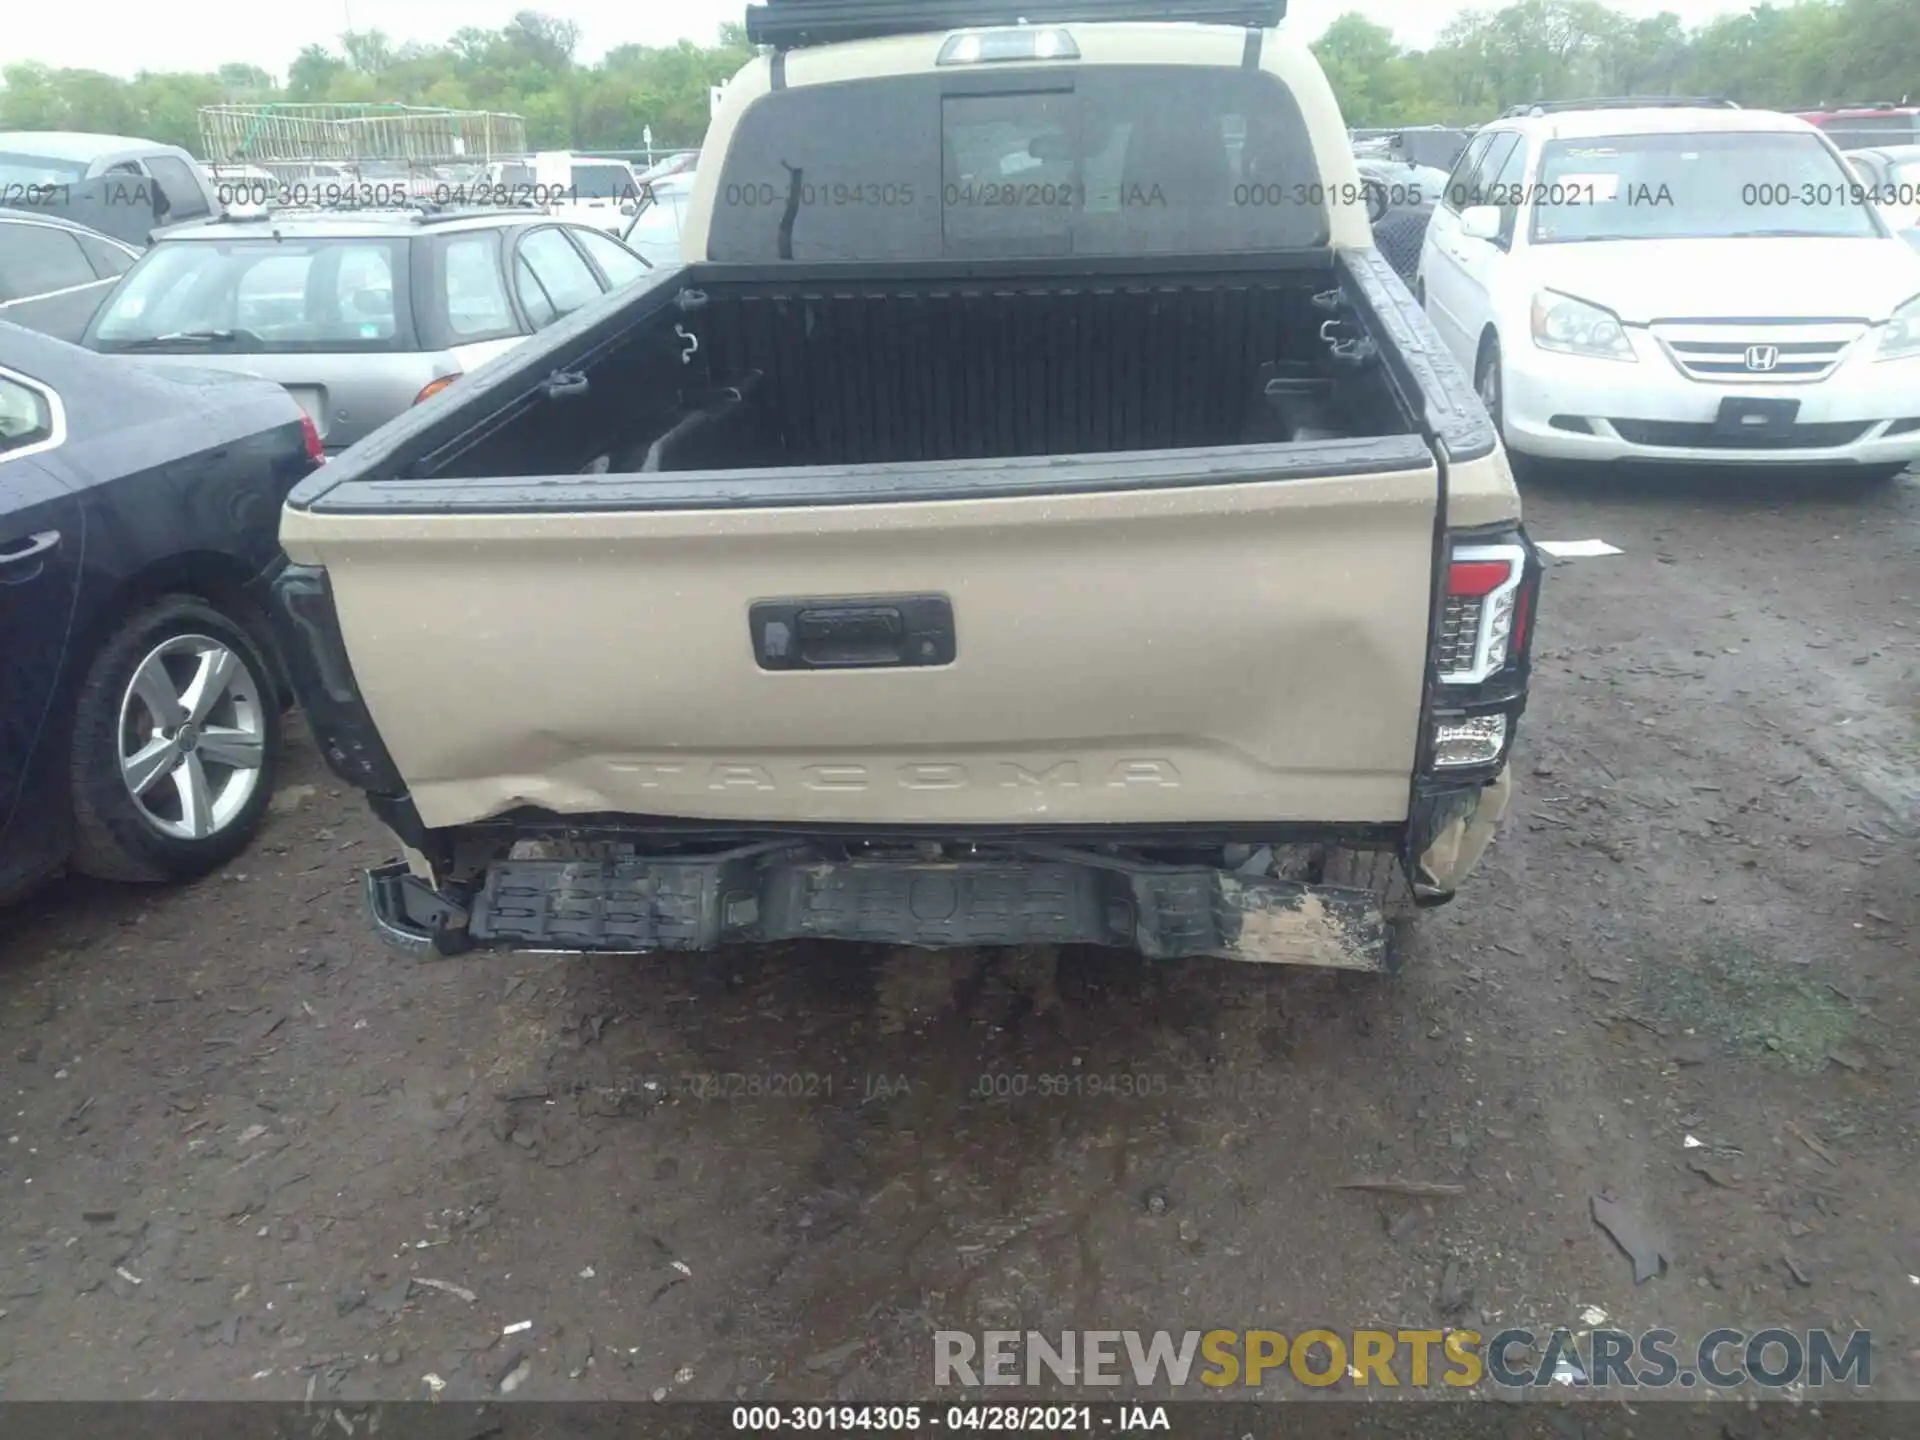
[{"left": 267, "top": 0, "right": 1542, "bottom": 975}]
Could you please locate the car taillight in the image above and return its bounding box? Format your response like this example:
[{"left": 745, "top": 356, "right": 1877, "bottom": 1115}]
[
  {"left": 299, "top": 414, "right": 325, "bottom": 463},
  {"left": 1437, "top": 543, "right": 1526, "bottom": 685},
  {"left": 414, "top": 376, "right": 457, "bottom": 406},
  {"left": 1431, "top": 714, "right": 1510, "bottom": 769},
  {"left": 1509, "top": 582, "right": 1534, "bottom": 657},
  {"left": 1424, "top": 533, "right": 1540, "bottom": 775}
]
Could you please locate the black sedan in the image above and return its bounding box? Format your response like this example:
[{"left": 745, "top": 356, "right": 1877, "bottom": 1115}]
[
  {"left": 0, "top": 321, "right": 319, "bottom": 903},
  {"left": 0, "top": 209, "right": 141, "bottom": 344}
]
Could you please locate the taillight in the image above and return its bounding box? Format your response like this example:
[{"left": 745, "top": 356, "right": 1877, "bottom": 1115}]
[
  {"left": 1447, "top": 561, "right": 1513, "bottom": 597},
  {"left": 414, "top": 376, "right": 457, "bottom": 406},
  {"left": 299, "top": 414, "right": 324, "bottom": 463},
  {"left": 1431, "top": 714, "right": 1510, "bottom": 769},
  {"left": 1424, "top": 535, "right": 1538, "bottom": 774},
  {"left": 1437, "top": 544, "right": 1526, "bottom": 685}
]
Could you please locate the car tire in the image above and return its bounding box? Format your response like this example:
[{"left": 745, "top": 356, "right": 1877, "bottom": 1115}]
[
  {"left": 68, "top": 595, "right": 282, "bottom": 883},
  {"left": 1474, "top": 334, "right": 1539, "bottom": 482},
  {"left": 1322, "top": 845, "right": 1416, "bottom": 975}
]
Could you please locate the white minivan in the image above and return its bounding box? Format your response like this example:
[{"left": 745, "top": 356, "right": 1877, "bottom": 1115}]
[{"left": 1416, "top": 101, "right": 1920, "bottom": 484}]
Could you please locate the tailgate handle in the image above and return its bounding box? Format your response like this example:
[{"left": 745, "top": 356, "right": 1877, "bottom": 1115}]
[
  {"left": 751, "top": 596, "right": 956, "bottom": 671},
  {"left": 798, "top": 606, "right": 903, "bottom": 666}
]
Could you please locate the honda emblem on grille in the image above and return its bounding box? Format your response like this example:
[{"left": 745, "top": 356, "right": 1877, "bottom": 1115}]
[{"left": 1744, "top": 344, "right": 1780, "bottom": 372}]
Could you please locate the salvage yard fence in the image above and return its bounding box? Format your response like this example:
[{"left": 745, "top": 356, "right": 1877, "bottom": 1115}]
[{"left": 198, "top": 103, "right": 529, "bottom": 166}]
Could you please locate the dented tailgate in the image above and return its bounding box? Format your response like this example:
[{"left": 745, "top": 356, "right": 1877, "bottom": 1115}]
[{"left": 279, "top": 442, "right": 1441, "bottom": 831}]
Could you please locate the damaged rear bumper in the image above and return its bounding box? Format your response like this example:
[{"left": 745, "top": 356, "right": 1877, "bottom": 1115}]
[{"left": 364, "top": 843, "right": 1392, "bottom": 971}]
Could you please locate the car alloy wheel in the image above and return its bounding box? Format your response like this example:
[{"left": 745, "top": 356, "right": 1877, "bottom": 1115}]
[{"left": 117, "top": 634, "right": 267, "bottom": 841}]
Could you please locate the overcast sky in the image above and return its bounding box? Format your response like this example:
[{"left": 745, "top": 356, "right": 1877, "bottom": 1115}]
[{"left": 12, "top": 0, "right": 1769, "bottom": 79}]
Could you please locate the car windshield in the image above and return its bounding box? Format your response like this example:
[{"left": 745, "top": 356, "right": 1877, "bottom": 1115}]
[
  {"left": 91, "top": 236, "right": 410, "bottom": 352},
  {"left": 1530, "top": 131, "right": 1883, "bottom": 243},
  {"left": 0, "top": 152, "right": 89, "bottom": 187},
  {"left": 571, "top": 164, "right": 634, "bottom": 199}
]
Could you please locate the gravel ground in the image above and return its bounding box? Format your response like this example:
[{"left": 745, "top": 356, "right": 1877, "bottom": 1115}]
[{"left": 0, "top": 466, "right": 1914, "bottom": 1404}]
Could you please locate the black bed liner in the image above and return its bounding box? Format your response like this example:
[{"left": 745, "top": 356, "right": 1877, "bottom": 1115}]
[{"left": 283, "top": 247, "right": 1490, "bottom": 515}]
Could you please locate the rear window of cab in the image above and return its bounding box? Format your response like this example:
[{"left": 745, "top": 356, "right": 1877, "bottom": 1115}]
[{"left": 707, "top": 65, "right": 1327, "bottom": 261}]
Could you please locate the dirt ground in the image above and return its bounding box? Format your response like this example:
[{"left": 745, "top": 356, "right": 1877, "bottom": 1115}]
[{"left": 0, "top": 467, "right": 1914, "bottom": 1406}]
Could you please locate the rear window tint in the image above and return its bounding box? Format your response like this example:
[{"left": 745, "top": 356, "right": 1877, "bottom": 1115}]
[
  {"left": 709, "top": 66, "right": 1327, "bottom": 261},
  {"left": 441, "top": 231, "right": 517, "bottom": 340},
  {"left": 0, "top": 222, "right": 96, "bottom": 299},
  {"left": 75, "top": 231, "right": 135, "bottom": 278},
  {"left": 91, "top": 237, "right": 411, "bottom": 352}
]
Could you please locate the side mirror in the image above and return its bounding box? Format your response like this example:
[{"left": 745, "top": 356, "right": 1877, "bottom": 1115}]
[{"left": 1458, "top": 205, "right": 1503, "bottom": 242}]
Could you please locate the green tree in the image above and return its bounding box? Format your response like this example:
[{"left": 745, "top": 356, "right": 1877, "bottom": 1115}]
[
  {"left": 340, "top": 29, "right": 396, "bottom": 77},
  {"left": 215, "top": 64, "right": 276, "bottom": 98},
  {"left": 1313, "top": 14, "right": 1403, "bottom": 124},
  {"left": 286, "top": 44, "right": 345, "bottom": 101}
]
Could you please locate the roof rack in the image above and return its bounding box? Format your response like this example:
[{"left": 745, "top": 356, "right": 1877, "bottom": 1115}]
[
  {"left": 208, "top": 196, "right": 541, "bottom": 227},
  {"left": 744, "top": 0, "right": 1286, "bottom": 49},
  {"left": 1500, "top": 96, "right": 1740, "bottom": 118}
]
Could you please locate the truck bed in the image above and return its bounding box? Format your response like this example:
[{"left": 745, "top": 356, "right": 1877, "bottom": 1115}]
[
  {"left": 417, "top": 254, "right": 1421, "bottom": 482},
  {"left": 273, "top": 249, "right": 1495, "bottom": 840}
]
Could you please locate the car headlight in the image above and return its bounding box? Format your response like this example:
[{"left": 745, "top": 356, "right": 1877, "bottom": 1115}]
[
  {"left": 1875, "top": 293, "right": 1920, "bottom": 360},
  {"left": 1530, "top": 290, "right": 1636, "bottom": 361}
]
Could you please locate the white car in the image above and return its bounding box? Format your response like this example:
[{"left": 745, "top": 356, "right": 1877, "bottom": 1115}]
[
  {"left": 1416, "top": 103, "right": 1920, "bottom": 484},
  {"left": 535, "top": 153, "right": 644, "bottom": 234},
  {"left": 621, "top": 171, "right": 695, "bottom": 268}
]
